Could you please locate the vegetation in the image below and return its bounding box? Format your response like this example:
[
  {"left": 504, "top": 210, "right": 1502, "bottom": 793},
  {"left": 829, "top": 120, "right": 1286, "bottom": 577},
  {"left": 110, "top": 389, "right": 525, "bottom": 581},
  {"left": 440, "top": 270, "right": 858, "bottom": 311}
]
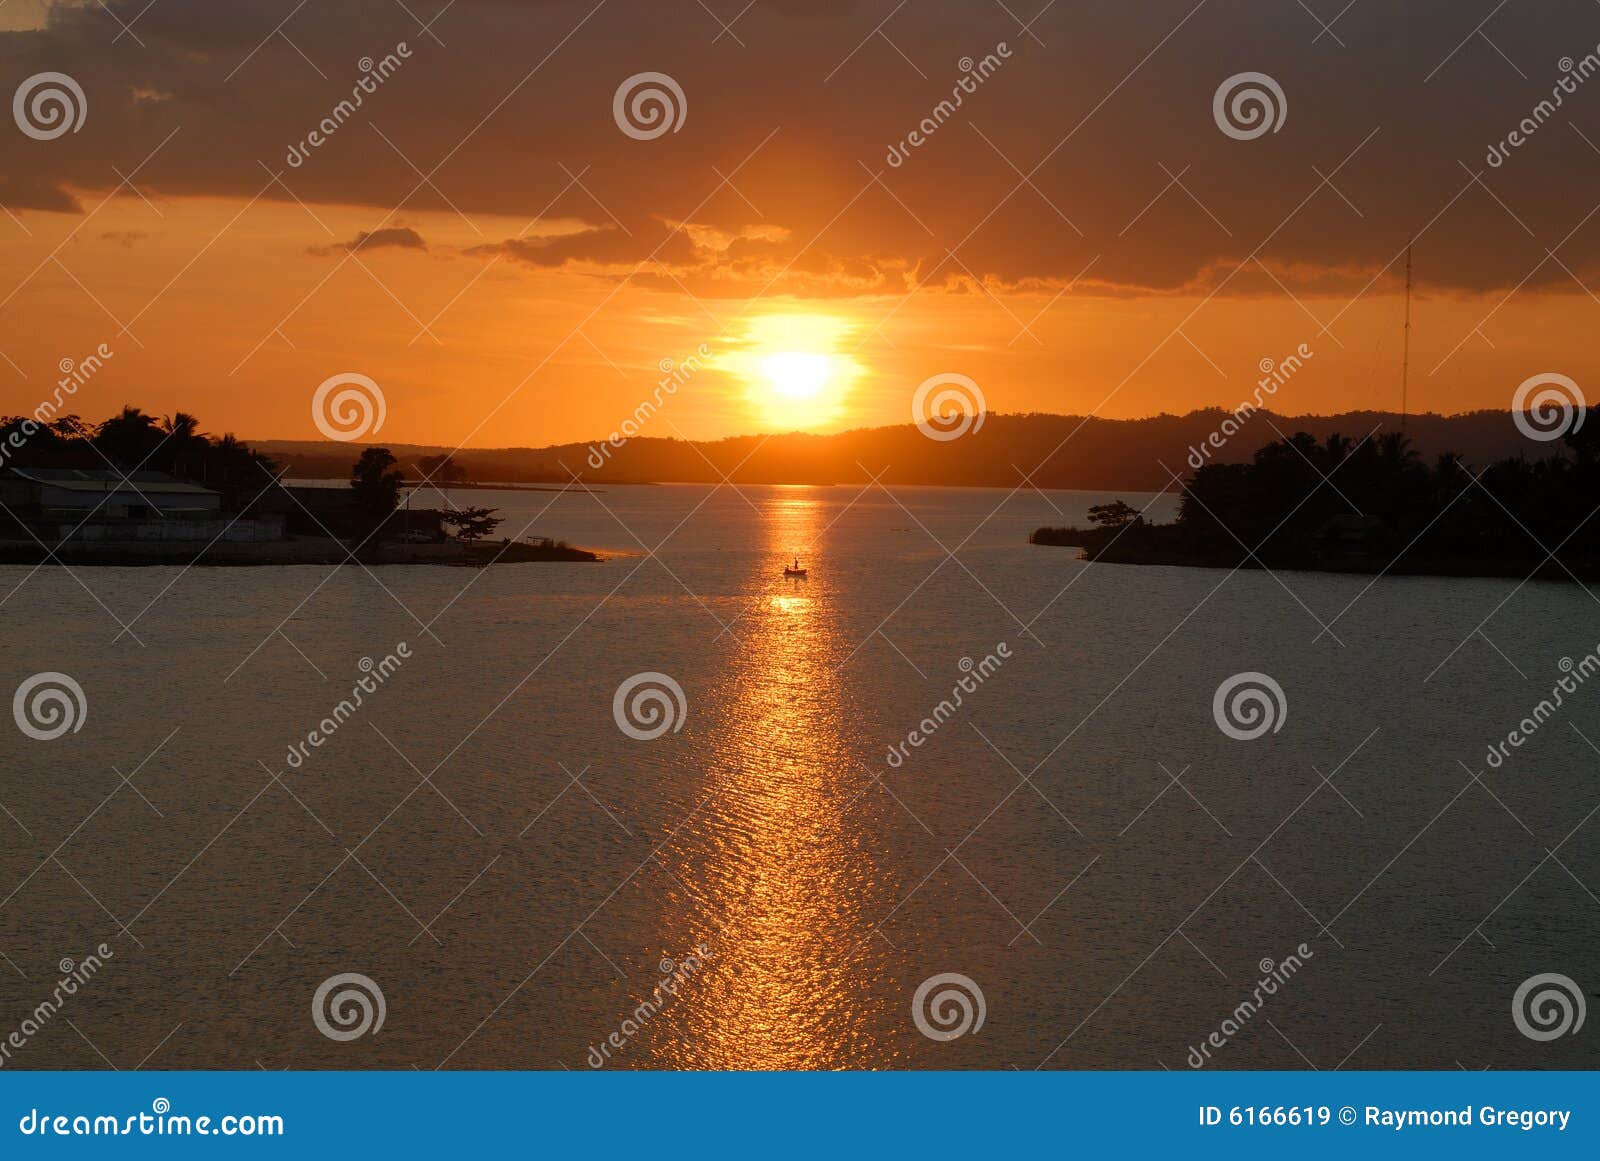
[
  {"left": 1086, "top": 500, "right": 1141, "bottom": 530},
  {"left": 251, "top": 408, "right": 1554, "bottom": 491},
  {"left": 349, "top": 447, "right": 405, "bottom": 524},
  {"left": 440, "top": 505, "right": 502, "bottom": 542},
  {"left": 0, "top": 407, "right": 281, "bottom": 508},
  {"left": 0, "top": 408, "right": 595, "bottom": 565},
  {"left": 1033, "top": 422, "right": 1600, "bottom": 580},
  {"left": 418, "top": 453, "right": 468, "bottom": 484}
]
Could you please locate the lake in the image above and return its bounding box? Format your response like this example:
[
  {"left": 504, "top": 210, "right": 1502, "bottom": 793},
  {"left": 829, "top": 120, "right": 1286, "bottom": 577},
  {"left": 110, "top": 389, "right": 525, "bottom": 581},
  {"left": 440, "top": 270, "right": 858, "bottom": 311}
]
[{"left": 1, "top": 483, "right": 1596, "bottom": 1070}]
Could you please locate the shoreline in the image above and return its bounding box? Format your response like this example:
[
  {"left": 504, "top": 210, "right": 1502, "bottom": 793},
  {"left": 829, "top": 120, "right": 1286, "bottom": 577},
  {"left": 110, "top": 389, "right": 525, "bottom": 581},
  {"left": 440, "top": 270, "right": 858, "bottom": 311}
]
[
  {"left": 1030, "top": 525, "right": 1599, "bottom": 584},
  {"left": 0, "top": 536, "right": 601, "bottom": 567}
]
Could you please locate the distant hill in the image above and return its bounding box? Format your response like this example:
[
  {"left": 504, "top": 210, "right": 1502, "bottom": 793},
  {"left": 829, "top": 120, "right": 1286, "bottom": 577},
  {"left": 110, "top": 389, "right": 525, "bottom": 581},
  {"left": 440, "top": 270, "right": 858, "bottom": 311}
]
[{"left": 254, "top": 409, "right": 1543, "bottom": 492}]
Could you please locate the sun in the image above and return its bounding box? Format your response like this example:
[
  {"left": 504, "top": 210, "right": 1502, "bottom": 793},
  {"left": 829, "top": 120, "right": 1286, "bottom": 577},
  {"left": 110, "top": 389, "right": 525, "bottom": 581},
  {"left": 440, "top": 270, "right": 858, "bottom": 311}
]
[
  {"left": 761, "top": 351, "right": 833, "bottom": 399},
  {"left": 722, "top": 314, "right": 863, "bottom": 431}
]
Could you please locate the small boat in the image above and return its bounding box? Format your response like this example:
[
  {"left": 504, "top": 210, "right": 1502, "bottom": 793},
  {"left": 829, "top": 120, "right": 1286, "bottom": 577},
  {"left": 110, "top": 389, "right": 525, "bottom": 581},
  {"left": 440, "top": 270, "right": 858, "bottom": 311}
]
[{"left": 784, "top": 557, "right": 808, "bottom": 578}]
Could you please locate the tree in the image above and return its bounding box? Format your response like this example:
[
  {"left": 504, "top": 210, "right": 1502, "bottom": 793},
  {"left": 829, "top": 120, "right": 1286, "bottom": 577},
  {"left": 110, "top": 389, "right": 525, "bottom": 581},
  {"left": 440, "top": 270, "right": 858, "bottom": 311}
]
[
  {"left": 161, "top": 411, "right": 207, "bottom": 479},
  {"left": 441, "top": 506, "right": 502, "bottom": 542},
  {"left": 349, "top": 447, "right": 405, "bottom": 544},
  {"left": 1086, "top": 500, "right": 1139, "bottom": 530},
  {"left": 418, "top": 453, "right": 467, "bottom": 484},
  {"left": 95, "top": 406, "right": 163, "bottom": 467}
]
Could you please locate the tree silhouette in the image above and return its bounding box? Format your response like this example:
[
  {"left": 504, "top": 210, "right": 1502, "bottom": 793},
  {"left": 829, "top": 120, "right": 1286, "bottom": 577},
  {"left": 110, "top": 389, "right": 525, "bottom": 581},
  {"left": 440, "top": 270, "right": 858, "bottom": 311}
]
[
  {"left": 1087, "top": 500, "right": 1139, "bottom": 529},
  {"left": 418, "top": 453, "right": 467, "bottom": 484},
  {"left": 441, "top": 505, "right": 502, "bottom": 542},
  {"left": 349, "top": 447, "right": 404, "bottom": 548},
  {"left": 96, "top": 406, "right": 164, "bottom": 467}
]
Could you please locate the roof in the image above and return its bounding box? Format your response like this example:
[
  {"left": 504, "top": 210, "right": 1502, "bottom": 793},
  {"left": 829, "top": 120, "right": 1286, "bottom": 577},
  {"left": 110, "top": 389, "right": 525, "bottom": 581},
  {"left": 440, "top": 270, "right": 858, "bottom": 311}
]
[{"left": 3, "top": 467, "right": 219, "bottom": 496}]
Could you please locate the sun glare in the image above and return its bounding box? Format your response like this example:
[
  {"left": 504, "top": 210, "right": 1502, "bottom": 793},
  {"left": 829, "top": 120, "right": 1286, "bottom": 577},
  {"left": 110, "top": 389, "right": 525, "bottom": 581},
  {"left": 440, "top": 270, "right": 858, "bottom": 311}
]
[
  {"left": 725, "top": 314, "right": 863, "bottom": 431},
  {"left": 762, "top": 351, "right": 833, "bottom": 399}
]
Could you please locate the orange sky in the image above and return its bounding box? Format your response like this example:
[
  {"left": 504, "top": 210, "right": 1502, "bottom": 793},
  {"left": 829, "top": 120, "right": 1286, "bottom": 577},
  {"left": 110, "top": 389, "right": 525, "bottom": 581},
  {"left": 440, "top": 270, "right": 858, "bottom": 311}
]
[{"left": 4, "top": 1, "right": 1600, "bottom": 447}]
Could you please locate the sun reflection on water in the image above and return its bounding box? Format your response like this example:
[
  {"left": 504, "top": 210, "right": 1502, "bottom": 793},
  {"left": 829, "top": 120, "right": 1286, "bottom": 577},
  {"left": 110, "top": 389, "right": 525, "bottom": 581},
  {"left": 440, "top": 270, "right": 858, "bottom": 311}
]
[{"left": 652, "top": 491, "right": 892, "bottom": 1068}]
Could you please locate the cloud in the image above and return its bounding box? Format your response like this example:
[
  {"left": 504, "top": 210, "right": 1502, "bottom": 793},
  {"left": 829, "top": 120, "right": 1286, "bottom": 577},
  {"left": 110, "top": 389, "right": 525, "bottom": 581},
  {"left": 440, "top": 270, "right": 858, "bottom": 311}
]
[
  {"left": 310, "top": 225, "right": 428, "bottom": 256},
  {"left": 4, "top": 0, "right": 1600, "bottom": 297}
]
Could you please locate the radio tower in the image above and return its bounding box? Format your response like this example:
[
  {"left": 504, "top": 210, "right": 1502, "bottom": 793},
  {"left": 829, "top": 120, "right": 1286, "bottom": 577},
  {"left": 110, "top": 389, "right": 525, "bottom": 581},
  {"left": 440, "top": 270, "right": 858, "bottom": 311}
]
[{"left": 1400, "top": 243, "right": 1413, "bottom": 429}]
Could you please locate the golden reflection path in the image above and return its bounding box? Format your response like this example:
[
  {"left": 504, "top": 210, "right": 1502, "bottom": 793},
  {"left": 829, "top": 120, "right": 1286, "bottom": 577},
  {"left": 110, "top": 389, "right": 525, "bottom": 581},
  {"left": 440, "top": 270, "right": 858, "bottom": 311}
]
[{"left": 655, "top": 489, "right": 892, "bottom": 1068}]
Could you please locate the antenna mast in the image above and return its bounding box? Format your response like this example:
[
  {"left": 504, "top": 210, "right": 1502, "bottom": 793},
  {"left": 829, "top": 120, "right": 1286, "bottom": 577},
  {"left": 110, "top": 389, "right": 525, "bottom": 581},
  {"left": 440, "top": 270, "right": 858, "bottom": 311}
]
[{"left": 1401, "top": 243, "right": 1413, "bottom": 429}]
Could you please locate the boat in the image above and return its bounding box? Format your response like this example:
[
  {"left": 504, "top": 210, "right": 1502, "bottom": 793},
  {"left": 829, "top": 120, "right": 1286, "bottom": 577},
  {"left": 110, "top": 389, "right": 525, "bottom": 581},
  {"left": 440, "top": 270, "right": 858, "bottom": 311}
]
[{"left": 783, "top": 557, "right": 808, "bottom": 578}]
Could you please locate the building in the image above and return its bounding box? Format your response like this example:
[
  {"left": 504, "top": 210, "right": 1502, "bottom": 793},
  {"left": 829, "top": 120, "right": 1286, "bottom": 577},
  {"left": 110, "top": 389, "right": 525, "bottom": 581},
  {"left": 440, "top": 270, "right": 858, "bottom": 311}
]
[
  {"left": 0, "top": 467, "right": 283, "bottom": 543},
  {"left": 0, "top": 467, "right": 223, "bottom": 520}
]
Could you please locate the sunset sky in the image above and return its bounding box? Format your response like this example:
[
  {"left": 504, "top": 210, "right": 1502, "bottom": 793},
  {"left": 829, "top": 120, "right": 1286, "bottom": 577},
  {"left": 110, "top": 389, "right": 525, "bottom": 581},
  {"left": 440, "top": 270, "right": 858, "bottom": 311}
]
[{"left": 3, "top": 0, "right": 1600, "bottom": 447}]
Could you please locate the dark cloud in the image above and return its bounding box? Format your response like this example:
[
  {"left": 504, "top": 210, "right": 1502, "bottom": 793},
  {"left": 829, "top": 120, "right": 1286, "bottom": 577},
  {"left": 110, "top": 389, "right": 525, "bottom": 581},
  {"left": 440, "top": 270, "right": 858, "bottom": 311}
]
[
  {"left": 310, "top": 225, "right": 428, "bottom": 255},
  {"left": 6, "top": 0, "right": 1600, "bottom": 296}
]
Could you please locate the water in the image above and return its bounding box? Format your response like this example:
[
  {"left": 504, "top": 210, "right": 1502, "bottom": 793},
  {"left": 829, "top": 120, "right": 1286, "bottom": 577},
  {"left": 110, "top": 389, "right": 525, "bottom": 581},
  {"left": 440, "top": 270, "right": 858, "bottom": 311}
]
[{"left": 0, "top": 484, "right": 1596, "bottom": 1070}]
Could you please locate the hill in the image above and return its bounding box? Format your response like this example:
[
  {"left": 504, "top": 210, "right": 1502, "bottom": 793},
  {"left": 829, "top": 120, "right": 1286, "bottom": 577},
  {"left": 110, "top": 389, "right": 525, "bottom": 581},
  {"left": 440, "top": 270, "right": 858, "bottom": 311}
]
[{"left": 254, "top": 409, "right": 1540, "bottom": 491}]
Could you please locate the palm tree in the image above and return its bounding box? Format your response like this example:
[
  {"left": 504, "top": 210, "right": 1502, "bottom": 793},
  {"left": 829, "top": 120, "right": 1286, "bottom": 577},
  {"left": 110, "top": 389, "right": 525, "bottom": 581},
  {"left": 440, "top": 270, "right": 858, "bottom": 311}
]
[
  {"left": 95, "top": 406, "right": 163, "bottom": 469},
  {"left": 161, "top": 411, "right": 208, "bottom": 480}
]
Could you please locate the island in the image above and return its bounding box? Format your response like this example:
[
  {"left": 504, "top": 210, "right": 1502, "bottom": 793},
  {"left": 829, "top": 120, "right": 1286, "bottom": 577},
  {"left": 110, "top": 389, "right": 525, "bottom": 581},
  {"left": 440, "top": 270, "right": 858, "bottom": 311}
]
[
  {"left": 0, "top": 408, "right": 598, "bottom": 566},
  {"left": 1032, "top": 426, "right": 1600, "bottom": 582}
]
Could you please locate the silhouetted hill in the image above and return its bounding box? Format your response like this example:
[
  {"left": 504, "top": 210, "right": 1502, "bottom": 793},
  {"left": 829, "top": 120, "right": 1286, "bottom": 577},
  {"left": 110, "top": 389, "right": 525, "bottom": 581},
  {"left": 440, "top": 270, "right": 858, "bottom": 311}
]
[{"left": 255, "top": 409, "right": 1542, "bottom": 491}]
